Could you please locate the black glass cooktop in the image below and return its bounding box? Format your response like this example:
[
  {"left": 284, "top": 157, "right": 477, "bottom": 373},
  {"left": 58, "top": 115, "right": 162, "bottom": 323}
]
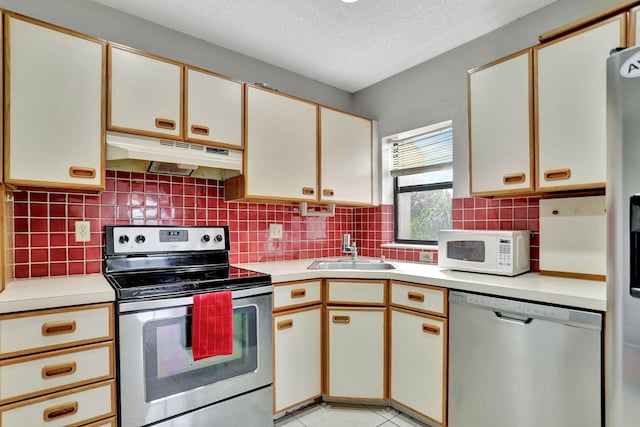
[{"left": 105, "top": 266, "right": 271, "bottom": 300}]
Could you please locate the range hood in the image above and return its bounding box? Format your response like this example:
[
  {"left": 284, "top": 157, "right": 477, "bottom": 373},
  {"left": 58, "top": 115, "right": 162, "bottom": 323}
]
[{"left": 106, "top": 131, "right": 242, "bottom": 180}]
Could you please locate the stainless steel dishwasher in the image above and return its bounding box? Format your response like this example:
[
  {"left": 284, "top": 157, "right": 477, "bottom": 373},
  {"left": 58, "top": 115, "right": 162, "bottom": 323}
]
[{"left": 448, "top": 291, "right": 603, "bottom": 427}]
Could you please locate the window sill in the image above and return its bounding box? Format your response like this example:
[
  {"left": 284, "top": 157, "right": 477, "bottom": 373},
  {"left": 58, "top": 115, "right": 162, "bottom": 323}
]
[{"left": 381, "top": 243, "right": 438, "bottom": 251}]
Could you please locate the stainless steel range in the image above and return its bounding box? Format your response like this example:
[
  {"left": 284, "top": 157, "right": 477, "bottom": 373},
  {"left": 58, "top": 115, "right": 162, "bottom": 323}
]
[{"left": 103, "top": 225, "right": 273, "bottom": 427}]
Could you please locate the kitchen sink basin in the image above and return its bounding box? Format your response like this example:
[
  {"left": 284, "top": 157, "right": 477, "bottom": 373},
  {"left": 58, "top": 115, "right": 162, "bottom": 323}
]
[{"left": 307, "top": 259, "right": 397, "bottom": 270}]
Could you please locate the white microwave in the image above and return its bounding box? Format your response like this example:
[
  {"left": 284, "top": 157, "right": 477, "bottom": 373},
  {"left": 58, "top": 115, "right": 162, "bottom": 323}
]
[{"left": 438, "top": 230, "right": 530, "bottom": 276}]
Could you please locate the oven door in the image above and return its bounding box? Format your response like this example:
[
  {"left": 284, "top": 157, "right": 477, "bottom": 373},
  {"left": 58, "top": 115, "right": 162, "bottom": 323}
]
[{"left": 116, "top": 287, "right": 272, "bottom": 427}]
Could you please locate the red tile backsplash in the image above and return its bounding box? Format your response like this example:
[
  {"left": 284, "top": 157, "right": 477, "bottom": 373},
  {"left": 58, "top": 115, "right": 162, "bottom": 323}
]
[{"left": 10, "top": 169, "right": 541, "bottom": 279}]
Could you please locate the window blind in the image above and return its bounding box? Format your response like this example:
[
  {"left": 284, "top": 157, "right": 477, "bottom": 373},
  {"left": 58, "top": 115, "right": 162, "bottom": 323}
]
[{"left": 390, "top": 123, "right": 453, "bottom": 177}]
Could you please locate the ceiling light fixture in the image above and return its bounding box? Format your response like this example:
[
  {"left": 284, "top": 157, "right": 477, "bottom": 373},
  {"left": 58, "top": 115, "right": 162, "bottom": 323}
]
[{"left": 341, "top": 0, "right": 359, "bottom": 3}]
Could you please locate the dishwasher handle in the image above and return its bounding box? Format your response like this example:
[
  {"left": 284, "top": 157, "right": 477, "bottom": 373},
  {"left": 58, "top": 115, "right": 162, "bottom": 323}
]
[{"left": 494, "top": 311, "right": 532, "bottom": 325}]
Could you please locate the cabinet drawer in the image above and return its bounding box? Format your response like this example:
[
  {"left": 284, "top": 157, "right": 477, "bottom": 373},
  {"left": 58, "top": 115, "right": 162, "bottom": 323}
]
[
  {"left": 84, "top": 417, "right": 116, "bottom": 427},
  {"left": 273, "top": 280, "right": 322, "bottom": 310},
  {"left": 0, "top": 304, "right": 113, "bottom": 359},
  {"left": 390, "top": 282, "right": 446, "bottom": 316},
  {"left": 0, "top": 342, "right": 114, "bottom": 405},
  {"left": 327, "top": 280, "right": 386, "bottom": 305},
  {"left": 0, "top": 380, "right": 116, "bottom": 427}
]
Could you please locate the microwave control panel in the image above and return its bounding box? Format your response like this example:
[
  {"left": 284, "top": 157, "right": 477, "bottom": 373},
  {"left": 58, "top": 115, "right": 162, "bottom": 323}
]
[{"left": 497, "top": 238, "right": 513, "bottom": 271}]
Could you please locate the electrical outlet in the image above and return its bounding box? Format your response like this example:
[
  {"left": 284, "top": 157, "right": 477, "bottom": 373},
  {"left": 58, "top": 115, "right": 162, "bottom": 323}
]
[
  {"left": 270, "top": 224, "right": 283, "bottom": 239},
  {"left": 75, "top": 221, "right": 91, "bottom": 242},
  {"left": 419, "top": 251, "right": 434, "bottom": 262}
]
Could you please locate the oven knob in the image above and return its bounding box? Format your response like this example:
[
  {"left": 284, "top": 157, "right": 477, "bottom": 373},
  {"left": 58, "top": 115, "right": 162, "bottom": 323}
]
[
  {"left": 215, "top": 234, "right": 223, "bottom": 242},
  {"left": 135, "top": 235, "right": 146, "bottom": 244},
  {"left": 118, "top": 235, "right": 129, "bottom": 244},
  {"left": 201, "top": 234, "right": 211, "bottom": 243}
]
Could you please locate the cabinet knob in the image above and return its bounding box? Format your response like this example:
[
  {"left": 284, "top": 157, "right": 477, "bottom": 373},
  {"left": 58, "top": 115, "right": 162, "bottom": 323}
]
[
  {"left": 503, "top": 173, "right": 526, "bottom": 185},
  {"left": 302, "top": 187, "right": 315, "bottom": 196},
  {"left": 43, "top": 402, "right": 78, "bottom": 421},
  {"left": 544, "top": 168, "right": 571, "bottom": 181},
  {"left": 41, "top": 320, "right": 77, "bottom": 336},
  {"left": 408, "top": 291, "right": 425, "bottom": 303},
  {"left": 277, "top": 319, "right": 293, "bottom": 330},
  {"left": 422, "top": 323, "right": 441, "bottom": 335},
  {"left": 290, "top": 289, "right": 306, "bottom": 299},
  {"left": 155, "top": 118, "right": 176, "bottom": 130},
  {"left": 323, "top": 189, "right": 335, "bottom": 197},
  {"left": 68, "top": 166, "right": 96, "bottom": 179},
  {"left": 332, "top": 315, "right": 351, "bottom": 324},
  {"left": 42, "top": 362, "right": 77, "bottom": 379},
  {"left": 191, "top": 124, "right": 210, "bottom": 136}
]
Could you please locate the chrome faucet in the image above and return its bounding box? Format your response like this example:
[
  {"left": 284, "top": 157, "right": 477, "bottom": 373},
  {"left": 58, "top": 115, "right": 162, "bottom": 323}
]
[{"left": 342, "top": 234, "right": 358, "bottom": 260}]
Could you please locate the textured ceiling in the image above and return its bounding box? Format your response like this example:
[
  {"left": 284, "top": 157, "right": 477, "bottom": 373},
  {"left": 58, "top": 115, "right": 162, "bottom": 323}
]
[{"left": 93, "top": 0, "right": 557, "bottom": 92}]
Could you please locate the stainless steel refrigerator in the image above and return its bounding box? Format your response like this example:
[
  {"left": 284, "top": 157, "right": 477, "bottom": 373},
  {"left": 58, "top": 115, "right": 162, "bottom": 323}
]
[{"left": 606, "top": 45, "right": 640, "bottom": 427}]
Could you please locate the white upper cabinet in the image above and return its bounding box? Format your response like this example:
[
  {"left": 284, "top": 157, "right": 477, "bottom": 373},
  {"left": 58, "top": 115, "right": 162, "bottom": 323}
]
[
  {"left": 185, "top": 67, "right": 243, "bottom": 148},
  {"left": 468, "top": 50, "right": 533, "bottom": 196},
  {"left": 243, "top": 86, "right": 317, "bottom": 201},
  {"left": 108, "top": 45, "right": 182, "bottom": 138},
  {"left": 319, "top": 107, "right": 372, "bottom": 205},
  {"left": 5, "top": 14, "right": 105, "bottom": 190},
  {"left": 535, "top": 14, "right": 626, "bottom": 192},
  {"left": 630, "top": 6, "right": 640, "bottom": 46}
]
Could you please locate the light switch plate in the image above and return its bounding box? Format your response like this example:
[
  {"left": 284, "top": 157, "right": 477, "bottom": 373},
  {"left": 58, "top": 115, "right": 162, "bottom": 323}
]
[
  {"left": 75, "top": 221, "right": 91, "bottom": 242},
  {"left": 270, "top": 224, "right": 283, "bottom": 239}
]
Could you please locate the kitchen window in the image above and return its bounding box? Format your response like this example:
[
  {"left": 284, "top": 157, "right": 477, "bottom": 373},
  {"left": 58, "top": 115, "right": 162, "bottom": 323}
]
[{"left": 391, "top": 121, "right": 453, "bottom": 245}]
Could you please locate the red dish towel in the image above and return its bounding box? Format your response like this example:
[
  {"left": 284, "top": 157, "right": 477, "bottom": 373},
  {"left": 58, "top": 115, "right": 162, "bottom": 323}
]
[{"left": 192, "top": 291, "right": 234, "bottom": 361}]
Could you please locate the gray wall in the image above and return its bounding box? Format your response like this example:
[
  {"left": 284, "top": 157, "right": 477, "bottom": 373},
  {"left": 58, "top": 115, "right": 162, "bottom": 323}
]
[
  {"left": 0, "top": 0, "right": 354, "bottom": 111},
  {"left": 352, "top": 0, "right": 623, "bottom": 197}
]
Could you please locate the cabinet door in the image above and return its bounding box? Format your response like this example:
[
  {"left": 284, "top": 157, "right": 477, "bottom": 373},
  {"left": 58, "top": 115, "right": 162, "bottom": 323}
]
[
  {"left": 390, "top": 308, "right": 446, "bottom": 425},
  {"left": 319, "top": 107, "right": 372, "bottom": 205},
  {"left": 245, "top": 86, "right": 317, "bottom": 201},
  {"left": 5, "top": 15, "right": 105, "bottom": 190},
  {"left": 108, "top": 45, "right": 182, "bottom": 138},
  {"left": 327, "top": 308, "right": 385, "bottom": 400},
  {"left": 185, "top": 67, "right": 243, "bottom": 148},
  {"left": 469, "top": 50, "right": 533, "bottom": 196},
  {"left": 630, "top": 6, "right": 640, "bottom": 46},
  {"left": 273, "top": 307, "right": 321, "bottom": 413},
  {"left": 535, "top": 15, "right": 625, "bottom": 191}
]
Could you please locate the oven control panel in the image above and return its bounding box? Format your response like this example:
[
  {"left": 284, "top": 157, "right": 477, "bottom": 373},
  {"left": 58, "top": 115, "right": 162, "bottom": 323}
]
[{"left": 107, "top": 226, "right": 229, "bottom": 254}]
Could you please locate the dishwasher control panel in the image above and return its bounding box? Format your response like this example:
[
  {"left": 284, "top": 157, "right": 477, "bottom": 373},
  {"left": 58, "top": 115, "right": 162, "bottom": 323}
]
[{"left": 450, "top": 292, "right": 571, "bottom": 321}]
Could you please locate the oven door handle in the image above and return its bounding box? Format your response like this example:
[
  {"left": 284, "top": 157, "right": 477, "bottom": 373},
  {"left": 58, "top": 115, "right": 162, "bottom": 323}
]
[{"left": 118, "top": 286, "right": 273, "bottom": 313}]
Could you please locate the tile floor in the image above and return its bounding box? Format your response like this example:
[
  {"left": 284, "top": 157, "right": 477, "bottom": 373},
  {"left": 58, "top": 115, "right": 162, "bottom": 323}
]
[{"left": 274, "top": 402, "right": 430, "bottom": 427}]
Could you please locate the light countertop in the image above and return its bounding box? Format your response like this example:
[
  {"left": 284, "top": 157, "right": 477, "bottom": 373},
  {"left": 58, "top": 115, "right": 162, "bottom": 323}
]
[
  {"left": 0, "top": 274, "right": 115, "bottom": 314},
  {"left": 235, "top": 258, "right": 606, "bottom": 311}
]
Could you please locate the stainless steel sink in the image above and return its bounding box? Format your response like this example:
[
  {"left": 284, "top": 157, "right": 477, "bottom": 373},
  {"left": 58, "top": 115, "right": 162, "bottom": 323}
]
[{"left": 307, "top": 259, "right": 396, "bottom": 270}]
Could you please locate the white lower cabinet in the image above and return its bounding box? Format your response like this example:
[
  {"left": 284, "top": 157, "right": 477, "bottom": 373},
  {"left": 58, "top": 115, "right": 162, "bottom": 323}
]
[
  {"left": 273, "top": 306, "right": 322, "bottom": 413},
  {"left": 326, "top": 307, "right": 386, "bottom": 401},
  {"left": 391, "top": 308, "right": 447, "bottom": 425}
]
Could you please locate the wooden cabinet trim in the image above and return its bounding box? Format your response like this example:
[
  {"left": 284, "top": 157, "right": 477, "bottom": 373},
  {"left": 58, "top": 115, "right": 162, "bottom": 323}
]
[
  {"left": 0, "top": 379, "right": 117, "bottom": 424},
  {"left": 468, "top": 47, "right": 535, "bottom": 197},
  {"left": 4, "top": 13, "right": 106, "bottom": 192},
  {"left": 389, "top": 307, "right": 448, "bottom": 425},
  {"left": 0, "top": 342, "right": 115, "bottom": 405},
  {"left": 0, "top": 303, "right": 115, "bottom": 359}
]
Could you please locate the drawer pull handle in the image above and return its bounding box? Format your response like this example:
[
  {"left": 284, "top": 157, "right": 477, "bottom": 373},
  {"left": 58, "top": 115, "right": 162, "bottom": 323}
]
[
  {"left": 155, "top": 118, "right": 176, "bottom": 130},
  {"left": 42, "top": 320, "right": 77, "bottom": 336},
  {"left": 43, "top": 401, "right": 78, "bottom": 421},
  {"left": 332, "top": 315, "right": 350, "bottom": 324},
  {"left": 42, "top": 362, "right": 77, "bottom": 379},
  {"left": 277, "top": 319, "right": 293, "bottom": 330},
  {"left": 191, "top": 124, "right": 210, "bottom": 135},
  {"left": 408, "top": 291, "right": 425, "bottom": 303},
  {"left": 302, "top": 187, "right": 315, "bottom": 196},
  {"left": 422, "top": 323, "right": 440, "bottom": 335},
  {"left": 503, "top": 173, "right": 525, "bottom": 185},
  {"left": 290, "top": 288, "right": 306, "bottom": 298},
  {"left": 323, "top": 189, "right": 335, "bottom": 197},
  {"left": 69, "top": 166, "right": 96, "bottom": 179},
  {"left": 544, "top": 168, "right": 571, "bottom": 181}
]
